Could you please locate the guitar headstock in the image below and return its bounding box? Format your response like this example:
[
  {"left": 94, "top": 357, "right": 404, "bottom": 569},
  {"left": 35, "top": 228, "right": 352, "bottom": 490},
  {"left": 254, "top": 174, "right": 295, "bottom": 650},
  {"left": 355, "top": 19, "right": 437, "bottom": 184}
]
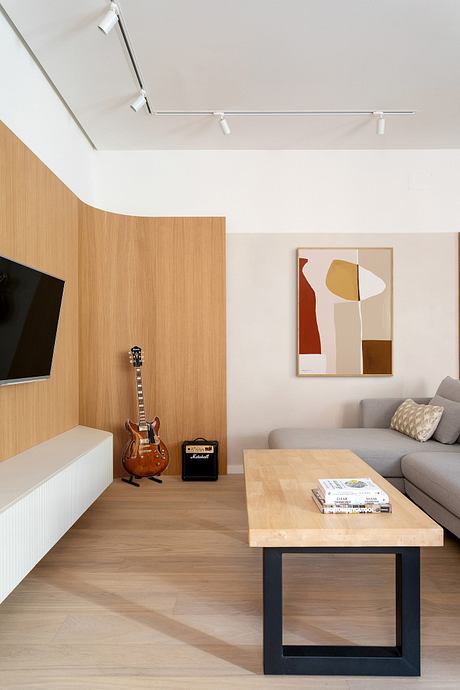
[{"left": 129, "top": 345, "right": 144, "bottom": 368}]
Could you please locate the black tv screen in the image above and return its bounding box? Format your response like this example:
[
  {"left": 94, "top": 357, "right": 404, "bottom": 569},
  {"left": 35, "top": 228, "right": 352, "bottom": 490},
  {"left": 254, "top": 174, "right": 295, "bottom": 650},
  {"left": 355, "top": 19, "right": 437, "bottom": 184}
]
[{"left": 0, "top": 256, "right": 65, "bottom": 385}]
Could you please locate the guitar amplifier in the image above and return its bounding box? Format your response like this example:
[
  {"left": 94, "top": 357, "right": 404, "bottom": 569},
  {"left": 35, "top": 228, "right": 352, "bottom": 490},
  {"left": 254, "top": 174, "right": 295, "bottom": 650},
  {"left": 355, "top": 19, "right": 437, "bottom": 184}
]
[{"left": 182, "top": 438, "right": 218, "bottom": 481}]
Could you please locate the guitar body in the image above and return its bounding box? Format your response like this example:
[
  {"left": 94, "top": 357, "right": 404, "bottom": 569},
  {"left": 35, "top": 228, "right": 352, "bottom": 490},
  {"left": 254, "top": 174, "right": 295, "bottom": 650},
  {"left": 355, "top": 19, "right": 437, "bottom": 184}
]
[{"left": 122, "top": 416, "right": 169, "bottom": 478}]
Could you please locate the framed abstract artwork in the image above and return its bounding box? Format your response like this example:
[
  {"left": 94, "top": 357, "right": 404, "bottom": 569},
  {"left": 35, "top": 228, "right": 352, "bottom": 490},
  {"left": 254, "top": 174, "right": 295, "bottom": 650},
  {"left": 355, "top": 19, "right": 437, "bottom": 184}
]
[{"left": 297, "top": 247, "right": 393, "bottom": 376}]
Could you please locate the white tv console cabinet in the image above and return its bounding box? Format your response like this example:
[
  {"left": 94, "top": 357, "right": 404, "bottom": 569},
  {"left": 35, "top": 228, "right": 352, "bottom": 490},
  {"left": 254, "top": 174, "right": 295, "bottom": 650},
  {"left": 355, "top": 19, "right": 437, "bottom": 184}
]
[{"left": 0, "top": 426, "right": 113, "bottom": 603}]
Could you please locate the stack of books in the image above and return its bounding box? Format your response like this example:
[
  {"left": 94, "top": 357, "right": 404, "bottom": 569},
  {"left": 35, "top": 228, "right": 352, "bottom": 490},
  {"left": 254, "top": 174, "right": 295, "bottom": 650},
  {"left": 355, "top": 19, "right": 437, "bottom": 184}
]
[{"left": 312, "top": 477, "right": 392, "bottom": 514}]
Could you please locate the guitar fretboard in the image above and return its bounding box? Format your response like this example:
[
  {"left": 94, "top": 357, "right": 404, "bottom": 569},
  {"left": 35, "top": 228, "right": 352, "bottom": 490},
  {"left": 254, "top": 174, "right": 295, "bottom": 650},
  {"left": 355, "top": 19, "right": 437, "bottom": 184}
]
[{"left": 135, "top": 367, "right": 146, "bottom": 425}]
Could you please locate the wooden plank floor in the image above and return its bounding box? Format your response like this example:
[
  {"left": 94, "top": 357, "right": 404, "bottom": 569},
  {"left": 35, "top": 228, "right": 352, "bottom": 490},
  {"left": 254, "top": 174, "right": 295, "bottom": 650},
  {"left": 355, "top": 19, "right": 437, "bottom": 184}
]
[{"left": 1, "top": 476, "right": 459, "bottom": 689}]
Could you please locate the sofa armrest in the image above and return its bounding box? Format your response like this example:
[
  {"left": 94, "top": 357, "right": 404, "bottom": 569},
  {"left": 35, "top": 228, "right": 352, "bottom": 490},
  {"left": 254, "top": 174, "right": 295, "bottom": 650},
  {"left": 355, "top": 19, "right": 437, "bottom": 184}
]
[{"left": 360, "top": 397, "right": 431, "bottom": 428}]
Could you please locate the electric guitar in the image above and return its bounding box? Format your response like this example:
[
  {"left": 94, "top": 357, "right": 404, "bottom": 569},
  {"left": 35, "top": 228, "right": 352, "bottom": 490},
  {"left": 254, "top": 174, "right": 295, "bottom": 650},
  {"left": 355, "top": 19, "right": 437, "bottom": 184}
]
[{"left": 121, "top": 346, "right": 169, "bottom": 486}]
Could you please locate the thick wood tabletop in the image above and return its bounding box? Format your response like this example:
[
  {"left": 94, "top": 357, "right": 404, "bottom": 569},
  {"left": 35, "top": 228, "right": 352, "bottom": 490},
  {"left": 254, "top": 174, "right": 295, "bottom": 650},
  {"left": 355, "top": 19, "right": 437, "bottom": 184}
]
[{"left": 244, "top": 449, "right": 443, "bottom": 548}]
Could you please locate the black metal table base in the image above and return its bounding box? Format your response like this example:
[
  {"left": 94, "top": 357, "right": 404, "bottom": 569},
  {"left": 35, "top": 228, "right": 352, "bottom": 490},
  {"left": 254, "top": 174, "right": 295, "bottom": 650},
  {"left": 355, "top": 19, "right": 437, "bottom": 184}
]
[{"left": 263, "top": 546, "right": 420, "bottom": 676}]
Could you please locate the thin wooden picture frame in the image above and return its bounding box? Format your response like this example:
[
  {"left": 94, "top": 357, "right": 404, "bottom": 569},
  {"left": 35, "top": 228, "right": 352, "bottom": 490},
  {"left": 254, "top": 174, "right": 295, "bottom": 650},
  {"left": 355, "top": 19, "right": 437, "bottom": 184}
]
[{"left": 297, "top": 247, "right": 394, "bottom": 377}]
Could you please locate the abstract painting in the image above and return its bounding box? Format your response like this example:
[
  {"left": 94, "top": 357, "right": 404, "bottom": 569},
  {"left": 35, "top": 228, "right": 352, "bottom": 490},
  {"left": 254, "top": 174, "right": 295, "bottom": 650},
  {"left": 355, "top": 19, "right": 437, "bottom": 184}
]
[{"left": 297, "top": 248, "right": 393, "bottom": 376}]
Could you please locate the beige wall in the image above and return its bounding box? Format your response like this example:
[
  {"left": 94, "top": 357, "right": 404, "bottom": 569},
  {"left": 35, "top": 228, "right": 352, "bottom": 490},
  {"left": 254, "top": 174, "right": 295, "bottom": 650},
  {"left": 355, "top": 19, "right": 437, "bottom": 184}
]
[{"left": 227, "top": 233, "right": 458, "bottom": 468}]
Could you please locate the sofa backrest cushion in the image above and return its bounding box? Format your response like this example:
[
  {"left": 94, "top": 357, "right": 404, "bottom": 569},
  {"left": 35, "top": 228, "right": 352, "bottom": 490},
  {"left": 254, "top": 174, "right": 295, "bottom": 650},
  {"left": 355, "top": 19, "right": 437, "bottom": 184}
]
[
  {"left": 431, "top": 377, "right": 460, "bottom": 444},
  {"left": 429, "top": 394, "right": 460, "bottom": 444},
  {"left": 360, "top": 398, "right": 431, "bottom": 428},
  {"left": 436, "top": 376, "right": 460, "bottom": 403}
]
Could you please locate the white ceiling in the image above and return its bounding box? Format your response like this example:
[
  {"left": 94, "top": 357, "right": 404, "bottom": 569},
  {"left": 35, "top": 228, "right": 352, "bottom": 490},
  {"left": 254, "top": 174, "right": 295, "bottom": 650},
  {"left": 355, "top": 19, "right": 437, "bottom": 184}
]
[{"left": 2, "top": 0, "right": 460, "bottom": 150}]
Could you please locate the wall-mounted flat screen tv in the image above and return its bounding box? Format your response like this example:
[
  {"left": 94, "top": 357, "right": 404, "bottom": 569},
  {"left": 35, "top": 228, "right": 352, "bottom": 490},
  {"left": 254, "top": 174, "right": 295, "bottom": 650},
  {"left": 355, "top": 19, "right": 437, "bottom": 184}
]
[{"left": 0, "top": 256, "right": 65, "bottom": 385}]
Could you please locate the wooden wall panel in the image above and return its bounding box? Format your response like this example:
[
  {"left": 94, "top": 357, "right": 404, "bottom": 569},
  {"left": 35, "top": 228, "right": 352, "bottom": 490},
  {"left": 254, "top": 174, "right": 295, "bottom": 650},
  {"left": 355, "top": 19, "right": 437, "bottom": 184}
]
[
  {"left": 0, "top": 123, "right": 79, "bottom": 461},
  {"left": 78, "top": 208, "right": 226, "bottom": 476}
]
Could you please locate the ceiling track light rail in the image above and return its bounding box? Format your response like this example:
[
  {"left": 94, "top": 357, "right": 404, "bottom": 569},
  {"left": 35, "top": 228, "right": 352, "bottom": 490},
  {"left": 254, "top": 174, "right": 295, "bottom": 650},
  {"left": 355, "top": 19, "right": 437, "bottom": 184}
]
[
  {"left": 98, "top": 2, "right": 152, "bottom": 114},
  {"left": 154, "top": 110, "right": 416, "bottom": 117},
  {"left": 155, "top": 110, "right": 415, "bottom": 136}
]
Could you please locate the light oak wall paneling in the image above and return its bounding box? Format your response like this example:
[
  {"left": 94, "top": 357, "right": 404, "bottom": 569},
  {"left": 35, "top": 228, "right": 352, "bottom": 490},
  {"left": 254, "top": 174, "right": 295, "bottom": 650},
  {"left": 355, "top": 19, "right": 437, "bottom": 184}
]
[
  {"left": 78, "top": 208, "right": 227, "bottom": 476},
  {"left": 0, "top": 123, "right": 79, "bottom": 462}
]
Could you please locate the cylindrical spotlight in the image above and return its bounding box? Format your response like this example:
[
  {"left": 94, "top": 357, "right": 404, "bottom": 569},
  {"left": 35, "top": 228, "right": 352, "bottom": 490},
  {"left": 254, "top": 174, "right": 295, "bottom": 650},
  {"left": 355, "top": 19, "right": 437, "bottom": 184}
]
[
  {"left": 374, "top": 111, "right": 386, "bottom": 135},
  {"left": 214, "top": 112, "right": 231, "bottom": 135},
  {"left": 98, "top": 3, "right": 119, "bottom": 34},
  {"left": 130, "top": 89, "right": 147, "bottom": 112}
]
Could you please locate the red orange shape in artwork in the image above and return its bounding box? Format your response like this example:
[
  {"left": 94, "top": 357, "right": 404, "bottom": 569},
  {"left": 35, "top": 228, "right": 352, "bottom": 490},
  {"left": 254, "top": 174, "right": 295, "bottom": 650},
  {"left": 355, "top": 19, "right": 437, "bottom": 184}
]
[{"left": 298, "top": 258, "right": 321, "bottom": 354}]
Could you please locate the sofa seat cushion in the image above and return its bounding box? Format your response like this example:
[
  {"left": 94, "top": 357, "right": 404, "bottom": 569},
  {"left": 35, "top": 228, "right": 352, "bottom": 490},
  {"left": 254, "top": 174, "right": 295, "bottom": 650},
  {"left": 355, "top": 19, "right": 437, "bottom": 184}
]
[
  {"left": 401, "top": 452, "right": 460, "bottom": 519},
  {"left": 268, "top": 427, "right": 460, "bottom": 478}
]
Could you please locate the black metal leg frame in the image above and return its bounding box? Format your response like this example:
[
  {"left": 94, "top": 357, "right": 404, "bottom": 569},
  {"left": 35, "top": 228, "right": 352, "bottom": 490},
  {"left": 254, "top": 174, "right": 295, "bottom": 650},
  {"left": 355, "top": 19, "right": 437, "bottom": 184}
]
[{"left": 263, "top": 546, "right": 420, "bottom": 676}]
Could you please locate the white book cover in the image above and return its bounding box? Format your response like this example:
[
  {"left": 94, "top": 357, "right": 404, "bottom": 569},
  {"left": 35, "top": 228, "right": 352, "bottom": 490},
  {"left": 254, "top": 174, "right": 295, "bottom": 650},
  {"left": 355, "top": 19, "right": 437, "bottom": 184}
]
[
  {"left": 311, "top": 488, "right": 392, "bottom": 512},
  {"left": 317, "top": 478, "right": 389, "bottom": 504}
]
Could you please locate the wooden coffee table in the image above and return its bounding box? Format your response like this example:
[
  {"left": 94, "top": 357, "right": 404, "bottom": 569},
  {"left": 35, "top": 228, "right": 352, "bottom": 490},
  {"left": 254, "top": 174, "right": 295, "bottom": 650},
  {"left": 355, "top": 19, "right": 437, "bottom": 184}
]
[{"left": 244, "top": 449, "right": 443, "bottom": 677}]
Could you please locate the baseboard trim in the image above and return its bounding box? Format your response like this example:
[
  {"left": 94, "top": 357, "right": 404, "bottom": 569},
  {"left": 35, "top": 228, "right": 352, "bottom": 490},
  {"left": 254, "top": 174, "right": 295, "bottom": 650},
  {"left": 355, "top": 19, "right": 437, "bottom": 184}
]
[{"left": 227, "top": 464, "right": 243, "bottom": 474}]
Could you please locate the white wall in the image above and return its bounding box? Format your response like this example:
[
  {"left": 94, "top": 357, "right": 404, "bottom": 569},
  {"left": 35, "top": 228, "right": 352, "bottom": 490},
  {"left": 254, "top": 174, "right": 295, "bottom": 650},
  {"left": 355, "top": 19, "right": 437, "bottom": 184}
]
[
  {"left": 93, "top": 149, "right": 460, "bottom": 234},
  {"left": 0, "top": 11, "right": 94, "bottom": 204},
  {"left": 227, "top": 233, "right": 458, "bottom": 469}
]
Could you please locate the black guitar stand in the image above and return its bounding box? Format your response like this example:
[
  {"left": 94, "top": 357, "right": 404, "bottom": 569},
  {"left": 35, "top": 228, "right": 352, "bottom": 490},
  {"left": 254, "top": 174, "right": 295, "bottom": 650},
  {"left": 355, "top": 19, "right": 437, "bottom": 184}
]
[
  {"left": 122, "top": 475, "right": 163, "bottom": 488},
  {"left": 122, "top": 475, "right": 140, "bottom": 487}
]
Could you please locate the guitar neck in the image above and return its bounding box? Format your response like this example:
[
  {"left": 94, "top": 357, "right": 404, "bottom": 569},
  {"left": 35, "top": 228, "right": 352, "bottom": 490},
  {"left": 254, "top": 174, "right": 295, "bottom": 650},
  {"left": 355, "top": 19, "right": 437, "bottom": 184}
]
[{"left": 135, "top": 367, "right": 147, "bottom": 426}]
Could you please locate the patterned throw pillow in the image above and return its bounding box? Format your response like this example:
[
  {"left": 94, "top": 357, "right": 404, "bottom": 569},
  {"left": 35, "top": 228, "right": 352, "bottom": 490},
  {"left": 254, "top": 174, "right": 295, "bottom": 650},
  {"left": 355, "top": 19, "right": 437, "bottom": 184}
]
[{"left": 390, "top": 398, "right": 444, "bottom": 442}]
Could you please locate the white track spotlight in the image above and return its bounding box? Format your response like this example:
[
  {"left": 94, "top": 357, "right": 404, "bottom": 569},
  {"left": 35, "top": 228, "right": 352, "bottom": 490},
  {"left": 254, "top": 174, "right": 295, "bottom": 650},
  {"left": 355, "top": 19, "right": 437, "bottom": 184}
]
[
  {"left": 214, "top": 112, "right": 231, "bottom": 135},
  {"left": 130, "top": 89, "right": 147, "bottom": 112},
  {"left": 98, "top": 3, "right": 119, "bottom": 34},
  {"left": 373, "top": 111, "right": 386, "bottom": 135}
]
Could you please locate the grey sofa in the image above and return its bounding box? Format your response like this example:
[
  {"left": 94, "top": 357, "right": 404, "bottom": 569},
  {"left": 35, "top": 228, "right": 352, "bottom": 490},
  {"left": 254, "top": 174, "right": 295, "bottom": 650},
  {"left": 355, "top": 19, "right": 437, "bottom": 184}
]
[{"left": 269, "top": 396, "right": 460, "bottom": 539}]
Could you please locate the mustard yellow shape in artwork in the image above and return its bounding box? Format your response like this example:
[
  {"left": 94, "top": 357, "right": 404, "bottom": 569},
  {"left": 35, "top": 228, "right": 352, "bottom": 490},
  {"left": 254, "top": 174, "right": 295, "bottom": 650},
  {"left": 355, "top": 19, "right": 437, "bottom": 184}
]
[{"left": 326, "top": 260, "right": 359, "bottom": 301}]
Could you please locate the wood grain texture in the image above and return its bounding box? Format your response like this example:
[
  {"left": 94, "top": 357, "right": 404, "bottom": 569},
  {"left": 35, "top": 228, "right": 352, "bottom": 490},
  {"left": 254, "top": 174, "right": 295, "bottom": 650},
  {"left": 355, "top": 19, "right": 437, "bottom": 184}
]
[
  {"left": 0, "top": 476, "right": 459, "bottom": 689},
  {"left": 244, "top": 449, "right": 443, "bottom": 547},
  {"left": 78, "top": 207, "right": 226, "bottom": 476},
  {"left": 0, "top": 123, "right": 79, "bottom": 462}
]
